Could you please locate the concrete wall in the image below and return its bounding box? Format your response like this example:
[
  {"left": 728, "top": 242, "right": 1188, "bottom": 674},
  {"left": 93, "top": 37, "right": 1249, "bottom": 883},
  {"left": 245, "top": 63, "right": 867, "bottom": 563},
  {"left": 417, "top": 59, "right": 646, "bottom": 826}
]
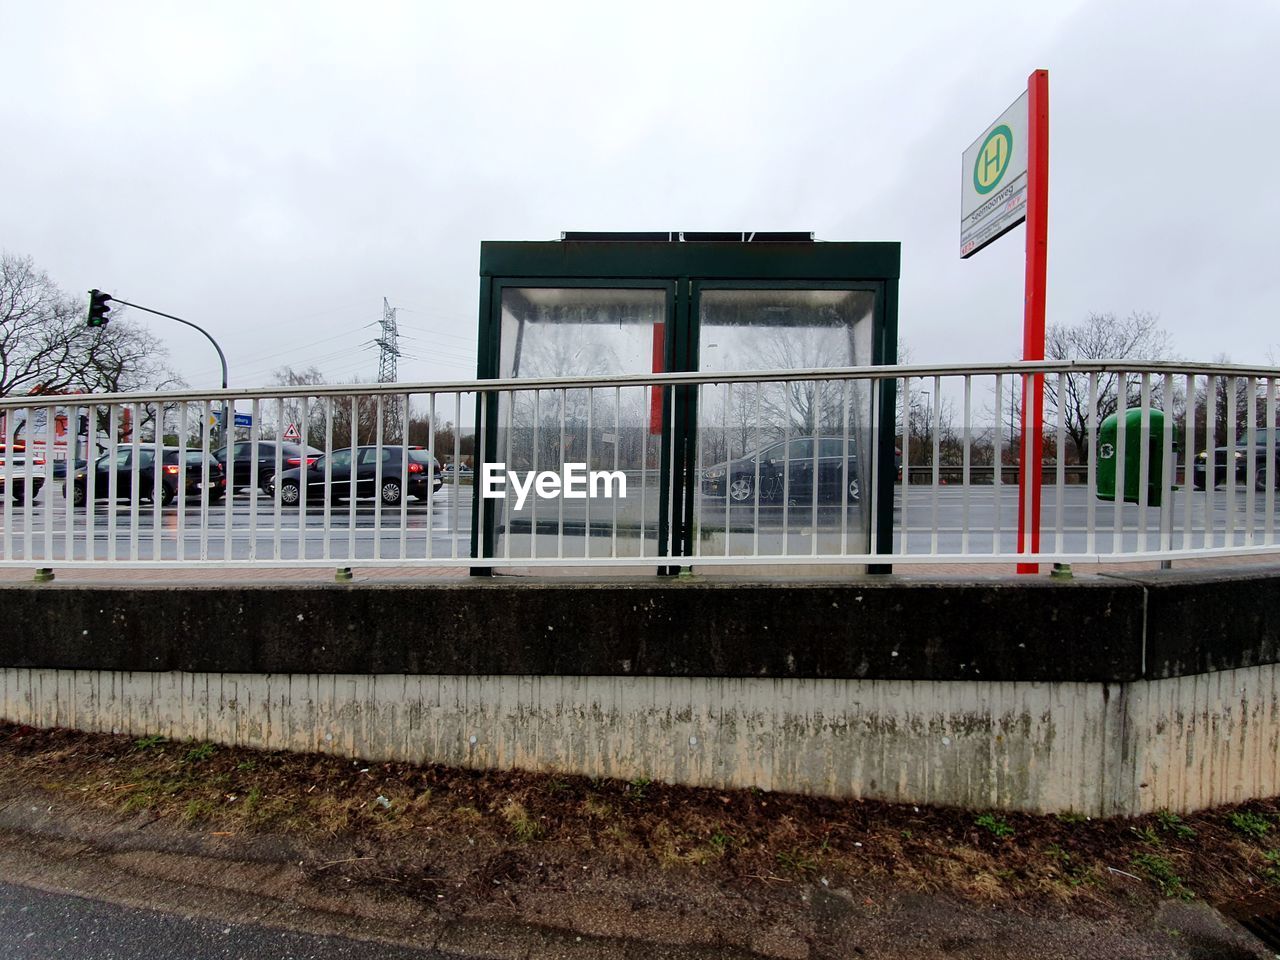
[
  {"left": 3, "top": 568, "right": 1278, "bottom": 816},
  {"left": 1127, "top": 664, "right": 1280, "bottom": 814},
  {"left": 4, "top": 663, "right": 1278, "bottom": 816}
]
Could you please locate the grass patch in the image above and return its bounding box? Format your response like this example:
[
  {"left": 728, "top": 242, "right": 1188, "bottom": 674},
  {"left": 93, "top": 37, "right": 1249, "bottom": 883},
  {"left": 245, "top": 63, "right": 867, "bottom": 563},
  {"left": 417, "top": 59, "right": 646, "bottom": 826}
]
[
  {"left": 501, "top": 799, "right": 544, "bottom": 842},
  {"left": 1154, "top": 810, "right": 1197, "bottom": 840},
  {"left": 306, "top": 793, "right": 359, "bottom": 834},
  {"left": 1262, "top": 849, "right": 1280, "bottom": 885},
  {"left": 776, "top": 848, "right": 818, "bottom": 876},
  {"left": 1044, "top": 843, "right": 1099, "bottom": 888},
  {"left": 116, "top": 769, "right": 200, "bottom": 814},
  {"left": 1132, "top": 853, "right": 1193, "bottom": 900},
  {"left": 1045, "top": 843, "right": 1069, "bottom": 864},
  {"left": 708, "top": 830, "right": 734, "bottom": 855},
  {"left": 182, "top": 742, "right": 217, "bottom": 764},
  {"left": 1228, "top": 810, "right": 1272, "bottom": 839},
  {"left": 1131, "top": 825, "right": 1163, "bottom": 846},
  {"left": 975, "top": 813, "right": 1014, "bottom": 839},
  {"left": 182, "top": 797, "right": 217, "bottom": 823},
  {"left": 134, "top": 735, "right": 167, "bottom": 751},
  {"left": 601, "top": 822, "right": 643, "bottom": 858},
  {"left": 121, "top": 791, "right": 157, "bottom": 813},
  {"left": 650, "top": 822, "right": 696, "bottom": 867}
]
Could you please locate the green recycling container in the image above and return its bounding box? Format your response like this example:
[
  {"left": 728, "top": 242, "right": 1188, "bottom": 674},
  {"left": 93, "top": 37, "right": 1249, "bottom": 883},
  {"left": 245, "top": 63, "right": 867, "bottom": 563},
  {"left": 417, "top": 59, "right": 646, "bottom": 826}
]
[{"left": 1097, "top": 408, "right": 1165, "bottom": 505}]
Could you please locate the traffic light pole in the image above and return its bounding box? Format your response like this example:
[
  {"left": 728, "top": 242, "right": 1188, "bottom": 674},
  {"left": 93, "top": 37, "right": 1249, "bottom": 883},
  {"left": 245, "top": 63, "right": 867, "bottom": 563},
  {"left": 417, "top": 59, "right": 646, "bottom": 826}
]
[{"left": 103, "top": 299, "right": 230, "bottom": 448}]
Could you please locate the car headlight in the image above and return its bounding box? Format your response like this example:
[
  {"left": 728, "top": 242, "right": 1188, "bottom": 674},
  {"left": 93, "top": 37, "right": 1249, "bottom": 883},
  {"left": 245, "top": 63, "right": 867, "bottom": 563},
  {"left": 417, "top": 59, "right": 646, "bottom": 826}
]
[
  {"left": 703, "top": 467, "right": 725, "bottom": 480},
  {"left": 1196, "top": 452, "right": 1207, "bottom": 461},
  {"left": 1234, "top": 451, "right": 1245, "bottom": 459}
]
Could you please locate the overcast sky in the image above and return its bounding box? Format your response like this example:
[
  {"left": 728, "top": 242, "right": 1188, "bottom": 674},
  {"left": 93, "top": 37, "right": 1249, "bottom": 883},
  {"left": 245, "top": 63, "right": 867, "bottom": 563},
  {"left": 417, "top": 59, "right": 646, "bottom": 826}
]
[{"left": 2, "top": 0, "right": 1277, "bottom": 390}]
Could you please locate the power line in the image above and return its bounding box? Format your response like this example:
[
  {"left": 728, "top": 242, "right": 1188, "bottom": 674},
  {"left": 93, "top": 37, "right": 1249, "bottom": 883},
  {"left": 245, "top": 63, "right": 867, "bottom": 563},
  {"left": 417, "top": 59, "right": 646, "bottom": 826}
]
[
  {"left": 233, "top": 328, "right": 368, "bottom": 365},
  {"left": 184, "top": 310, "right": 479, "bottom": 387},
  {"left": 186, "top": 332, "right": 375, "bottom": 385},
  {"left": 230, "top": 343, "right": 375, "bottom": 378},
  {"left": 398, "top": 347, "right": 476, "bottom": 364},
  {"left": 396, "top": 324, "right": 478, "bottom": 347}
]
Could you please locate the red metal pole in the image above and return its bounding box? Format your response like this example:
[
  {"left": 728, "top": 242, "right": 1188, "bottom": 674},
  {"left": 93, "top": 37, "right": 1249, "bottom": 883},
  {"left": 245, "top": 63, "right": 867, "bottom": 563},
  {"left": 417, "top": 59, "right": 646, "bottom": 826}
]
[
  {"left": 649, "top": 322, "right": 665, "bottom": 435},
  {"left": 1017, "top": 69, "right": 1049, "bottom": 574}
]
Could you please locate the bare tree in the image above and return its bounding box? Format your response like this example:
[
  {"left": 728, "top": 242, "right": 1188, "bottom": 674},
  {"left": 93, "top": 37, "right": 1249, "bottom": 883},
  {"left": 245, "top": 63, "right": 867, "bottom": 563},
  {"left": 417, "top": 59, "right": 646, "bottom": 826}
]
[
  {"left": 729, "top": 325, "right": 853, "bottom": 439},
  {"left": 512, "top": 320, "right": 620, "bottom": 379},
  {"left": 2, "top": 254, "right": 183, "bottom": 451},
  {"left": 1044, "top": 311, "right": 1173, "bottom": 463},
  {"left": 1, "top": 253, "right": 176, "bottom": 403},
  {"left": 1186, "top": 354, "right": 1270, "bottom": 450},
  {"left": 268, "top": 365, "right": 395, "bottom": 447},
  {"left": 267, "top": 365, "right": 465, "bottom": 454}
]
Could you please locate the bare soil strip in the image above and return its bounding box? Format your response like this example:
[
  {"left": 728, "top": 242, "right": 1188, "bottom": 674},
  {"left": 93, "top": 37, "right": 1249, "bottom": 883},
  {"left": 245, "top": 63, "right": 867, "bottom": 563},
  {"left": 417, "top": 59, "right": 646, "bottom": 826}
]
[{"left": 1, "top": 722, "right": 1275, "bottom": 959}]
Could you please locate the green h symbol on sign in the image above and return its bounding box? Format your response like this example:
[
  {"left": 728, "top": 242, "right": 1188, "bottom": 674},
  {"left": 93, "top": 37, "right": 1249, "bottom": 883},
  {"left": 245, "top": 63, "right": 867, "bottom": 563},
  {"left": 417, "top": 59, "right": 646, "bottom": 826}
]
[{"left": 974, "top": 124, "right": 1012, "bottom": 195}]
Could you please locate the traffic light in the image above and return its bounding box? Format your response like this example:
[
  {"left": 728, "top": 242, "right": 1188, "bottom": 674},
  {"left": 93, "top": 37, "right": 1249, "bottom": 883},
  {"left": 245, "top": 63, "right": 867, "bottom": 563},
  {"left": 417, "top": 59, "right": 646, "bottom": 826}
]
[{"left": 87, "top": 289, "right": 112, "bottom": 327}]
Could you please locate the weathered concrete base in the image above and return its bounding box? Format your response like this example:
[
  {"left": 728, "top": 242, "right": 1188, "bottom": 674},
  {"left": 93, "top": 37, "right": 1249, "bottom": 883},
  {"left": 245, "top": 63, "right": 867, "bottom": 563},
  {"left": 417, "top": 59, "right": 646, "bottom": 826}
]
[
  {"left": 4, "top": 571, "right": 1278, "bottom": 815},
  {"left": 5, "top": 664, "right": 1277, "bottom": 816}
]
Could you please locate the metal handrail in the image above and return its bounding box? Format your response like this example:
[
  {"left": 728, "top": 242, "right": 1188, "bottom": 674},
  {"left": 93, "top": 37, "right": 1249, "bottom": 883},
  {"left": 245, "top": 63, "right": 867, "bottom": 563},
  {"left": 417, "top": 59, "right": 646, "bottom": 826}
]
[
  {"left": 3, "top": 359, "right": 1277, "bottom": 572},
  {"left": 4, "top": 359, "right": 1280, "bottom": 409}
]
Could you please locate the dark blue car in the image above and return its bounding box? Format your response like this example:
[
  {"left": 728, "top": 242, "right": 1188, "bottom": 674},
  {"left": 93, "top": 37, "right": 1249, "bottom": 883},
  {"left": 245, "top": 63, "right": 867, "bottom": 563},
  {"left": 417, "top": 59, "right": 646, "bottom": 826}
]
[{"left": 701, "top": 437, "right": 861, "bottom": 505}]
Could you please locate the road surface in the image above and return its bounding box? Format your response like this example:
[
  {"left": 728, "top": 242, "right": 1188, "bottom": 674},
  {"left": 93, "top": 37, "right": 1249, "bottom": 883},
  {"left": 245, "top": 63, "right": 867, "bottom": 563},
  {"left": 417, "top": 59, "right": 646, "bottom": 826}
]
[{"left": 0, "top": 880, "right": 453, "bottom": 960}]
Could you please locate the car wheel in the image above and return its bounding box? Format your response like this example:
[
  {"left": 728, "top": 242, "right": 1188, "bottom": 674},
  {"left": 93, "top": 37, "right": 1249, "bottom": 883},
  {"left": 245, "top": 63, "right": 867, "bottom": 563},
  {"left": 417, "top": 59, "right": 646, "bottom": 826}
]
[
  {"left": 380, "top": 479, "right": 403, "bottom": 505},
  {"left": 1259, "top": 464, "right": 1276, "bottom": 492},
  {"left": 160, "top": 485, "right": 177, "bottom": 506},
  {"left": 9, "top": 481, "right": 25, "bottom": 504},
  {"left": 207, "top": 489, "right": 225, "bottom": 504},
  {"left": 728, "top": 475, "right": 754, "bottom": 503},
  {"left": 280, "top": 480, "right": 302, "bottom": 507},
  {"left": 71, "top": 483, "right": 87, "bottom": 507},
  {"left": 848, "top": 476, "right": 861, "bottom": 502}
]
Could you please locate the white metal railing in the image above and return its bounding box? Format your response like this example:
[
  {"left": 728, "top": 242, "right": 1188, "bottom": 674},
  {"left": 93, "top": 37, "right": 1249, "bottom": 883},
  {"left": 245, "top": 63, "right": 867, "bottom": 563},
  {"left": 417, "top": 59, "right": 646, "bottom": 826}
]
[{"left": 1, "top": 360, "right": 1277, "bottom": 571}]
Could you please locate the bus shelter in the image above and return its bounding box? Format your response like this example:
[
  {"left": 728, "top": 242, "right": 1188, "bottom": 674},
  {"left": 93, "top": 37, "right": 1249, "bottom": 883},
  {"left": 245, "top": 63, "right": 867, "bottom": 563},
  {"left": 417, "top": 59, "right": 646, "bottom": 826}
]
[{"left": 472, "top": 232, "right": 900, "bottom": 572}]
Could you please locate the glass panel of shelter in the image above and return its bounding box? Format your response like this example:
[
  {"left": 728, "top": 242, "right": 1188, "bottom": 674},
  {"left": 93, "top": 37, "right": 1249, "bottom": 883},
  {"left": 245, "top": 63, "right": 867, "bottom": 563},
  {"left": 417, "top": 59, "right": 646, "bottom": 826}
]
[
  {"left": 693, "top": 287, "right": 876, "bottom": 558},
  {"left": 493, "top": 286, "right": 668, "bottom": 561}
]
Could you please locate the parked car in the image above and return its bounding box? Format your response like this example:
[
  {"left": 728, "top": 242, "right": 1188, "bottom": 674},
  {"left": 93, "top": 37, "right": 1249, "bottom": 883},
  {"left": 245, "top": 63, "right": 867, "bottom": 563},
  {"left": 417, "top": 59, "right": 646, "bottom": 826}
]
[
  {"left": 1193, "top": 429, "right": 1279, "bottom": 491},
  {"left": 67, "top": 447, "right": 226, "bottom": 506},
  {"left": 0, "top": 443, "right": 46, "bottom": 503},
  {"left": 701, "top": 437, "right": 862, "bottom": 505},
  {"left": 214, "top": 440, "right": 324, "bottom": 494},
  {"left": 52, "top": 458, "right": 88, "bottom": 482},
  {"left": 271, "top": 446, "right": 442, "bottom": 506}
]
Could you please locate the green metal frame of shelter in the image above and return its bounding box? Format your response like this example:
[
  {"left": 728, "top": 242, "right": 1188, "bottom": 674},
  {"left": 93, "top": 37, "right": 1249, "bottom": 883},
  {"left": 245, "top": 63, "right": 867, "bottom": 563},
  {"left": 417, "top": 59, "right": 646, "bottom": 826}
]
[{"left": 472, "top": 235, "right": 901, "bottom": 574}]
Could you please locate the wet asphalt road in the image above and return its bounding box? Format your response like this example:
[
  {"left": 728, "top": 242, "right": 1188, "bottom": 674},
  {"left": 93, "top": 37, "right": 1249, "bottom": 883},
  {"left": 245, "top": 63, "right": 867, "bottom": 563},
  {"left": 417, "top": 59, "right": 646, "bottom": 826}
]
[{"left": 0, "top": 880, "right": 452, "bottom": 960}]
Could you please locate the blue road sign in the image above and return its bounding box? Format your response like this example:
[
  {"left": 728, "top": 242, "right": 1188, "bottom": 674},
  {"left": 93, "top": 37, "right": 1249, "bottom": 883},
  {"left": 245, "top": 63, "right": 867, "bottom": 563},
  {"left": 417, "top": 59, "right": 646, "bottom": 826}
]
[{"left": 234, "top": 413, "right": 253, "bottom": 428}]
